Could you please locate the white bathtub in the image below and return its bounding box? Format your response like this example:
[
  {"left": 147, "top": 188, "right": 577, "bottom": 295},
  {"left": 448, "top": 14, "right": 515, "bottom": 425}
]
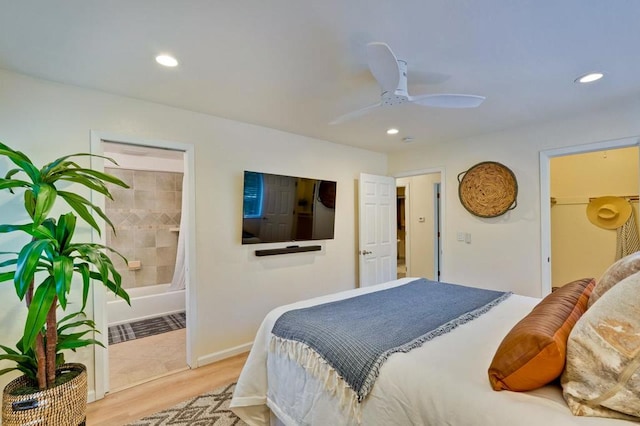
[{"left": 107, "top": 283, "right": 185, "bottom": 326}]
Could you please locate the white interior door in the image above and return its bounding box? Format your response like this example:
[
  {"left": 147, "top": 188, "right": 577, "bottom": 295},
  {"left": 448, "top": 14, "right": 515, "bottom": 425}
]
[{"left": 359, "top": 173, "right": 397, "bottom": 287}]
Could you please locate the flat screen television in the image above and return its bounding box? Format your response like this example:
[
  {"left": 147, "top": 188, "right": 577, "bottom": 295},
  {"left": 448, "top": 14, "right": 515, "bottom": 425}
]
[{"left": 241, "top": 170, "right": 337, "bottom": 244}]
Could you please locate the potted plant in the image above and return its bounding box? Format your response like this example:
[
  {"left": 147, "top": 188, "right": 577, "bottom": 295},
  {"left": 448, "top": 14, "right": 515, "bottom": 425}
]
[{"left": 0, "top": 142, "right": 130, "bottom": 425}]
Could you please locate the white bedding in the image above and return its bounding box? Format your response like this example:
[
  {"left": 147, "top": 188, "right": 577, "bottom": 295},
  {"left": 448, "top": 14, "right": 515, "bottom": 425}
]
[{"left": 230, "top": 278, "right": 636, "bottom": 426}]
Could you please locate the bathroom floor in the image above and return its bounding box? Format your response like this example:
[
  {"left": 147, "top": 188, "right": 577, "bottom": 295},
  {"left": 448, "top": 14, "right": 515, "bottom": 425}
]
[
  {"left": 397, "top": 257, "right": 407, "bottom": 278},
  {"left": 109, "top": 328, "right": 187, "bottom": 392}
]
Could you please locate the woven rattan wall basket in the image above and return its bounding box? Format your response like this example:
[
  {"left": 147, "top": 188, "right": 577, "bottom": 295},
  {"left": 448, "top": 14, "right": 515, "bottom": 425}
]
[{"left": 458, "top": 161, "right": 518, "bottom": 218}]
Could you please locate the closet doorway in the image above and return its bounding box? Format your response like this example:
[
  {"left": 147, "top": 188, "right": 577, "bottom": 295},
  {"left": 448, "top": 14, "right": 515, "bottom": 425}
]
[
  {"left": 396, "top": 171, "right": 442, "bottom": 281},
  {"left": 549, "top": 146, "right": 639, "bottom": 289},
  {"left": 540, "top": 137, "right": 640, "bottom": 294},
  {"left": 91, "top": 132, "right": 196, "bottom": 400}
]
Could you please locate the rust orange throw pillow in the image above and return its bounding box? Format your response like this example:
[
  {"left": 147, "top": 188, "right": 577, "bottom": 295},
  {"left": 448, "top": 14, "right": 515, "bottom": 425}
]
[{"left": 488, "top": 278, "right": 595, "bottom": 392}]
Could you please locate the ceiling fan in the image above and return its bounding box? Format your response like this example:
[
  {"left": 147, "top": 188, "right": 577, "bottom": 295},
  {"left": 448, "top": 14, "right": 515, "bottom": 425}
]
[{"left": 330, "top": 42, "right": 485, "bottom": 125}]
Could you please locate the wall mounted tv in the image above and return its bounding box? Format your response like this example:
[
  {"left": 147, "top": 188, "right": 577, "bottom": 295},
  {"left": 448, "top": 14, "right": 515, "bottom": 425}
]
[{"left": 242, "top": 171, "right": 337, "bottom": 244}]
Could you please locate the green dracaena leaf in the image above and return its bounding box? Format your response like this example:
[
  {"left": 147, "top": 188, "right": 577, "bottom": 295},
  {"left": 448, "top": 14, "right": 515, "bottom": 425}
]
[
  {"left": 22, "top": 276, "right": 56, "bottom": 350},
  {"left": 0, "top": 367, "right": 19, "bottom": 376},
  {"left": 0, "top": 344, "right": 20, "bottom": 355},
  {"left": 57, "top": 174, "right": 112, "bottom": 199},
  {"left": 56, "top": 191, "right": 101, "bottom": 235},
  {"left": 40, "top": 155, "right": 85, "bottom": 177},
  {"left": 58, "top": 167, "right": 129, "bottom": 188},
  {"left": 32, "top": 183, "right": 57, "bottom": 226},
  {"left": 4, "top": 168, "right": 22, "bottom": 179},
  {"left": 0, "top": 142, "right": 39, "bottom": 182},
  {"left": 58, "top": 330, "right": 93, "bottom": 342},
  {"left": 42, "top": 153, "right": 120, "bottom": 176},
  {"left": 0, "top": 271, "right": 15, "bottom": 283},
  {"left": 0, "top": 353, "right": 33, "bottom": 363},
  {"left": 14, "top": 239, "right": 50, "bottom": 299},
  {"left": 57, "top": 338, "right": 104, "bottom": 351},
  {"left": 23, "top": 190, "right": 36, "bottom": 219},
  {"left": 0, "top": 223, "right": 55, "bottom": 240},
  {"left": 0, "top": 179, "right": 31, "bottom": 191},
  {"left": 55, "top": 213, "right": 76, "bottom": 250},
  {"left": 74, "top": 246, "right": 109, "bottom": 282},
  {"left": 57, "top": 310, "right": 84, "bottom": 325},
  {"left": 58, "top": 319, "right": 96, "bottom": 334},
  {"left": 89, "top": 271, "right": 130, "bottom": 304},
  {"left": 76, "top": 263, "right": 90, "bottom": 311},
  {"left": 52, "top": 256, "right": 73, "bottom": 309}
]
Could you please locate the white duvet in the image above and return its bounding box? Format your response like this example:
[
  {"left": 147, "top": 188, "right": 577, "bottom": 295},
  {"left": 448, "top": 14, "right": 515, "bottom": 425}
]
[{"left": 230, "top": 278, "right": 635, "bottom": 426}]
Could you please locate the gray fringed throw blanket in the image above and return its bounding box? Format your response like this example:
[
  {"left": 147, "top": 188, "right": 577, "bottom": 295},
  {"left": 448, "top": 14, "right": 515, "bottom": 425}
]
[{"left": 271, "top": 278, "right": 510, "bottom": 413}]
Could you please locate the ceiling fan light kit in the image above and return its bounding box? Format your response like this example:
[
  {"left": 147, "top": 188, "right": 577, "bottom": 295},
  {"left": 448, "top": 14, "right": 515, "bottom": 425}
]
[{"left": 330, "top": 42, "right": 485, "bottom": 125}]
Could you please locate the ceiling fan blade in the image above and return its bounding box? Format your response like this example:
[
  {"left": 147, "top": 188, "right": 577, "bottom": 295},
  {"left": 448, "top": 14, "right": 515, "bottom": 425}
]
[
  {"left": 366, "top": 42, "right": 401, "bottom": 93},
  {"left": 329, "top": 102, "right": 382, "bottom": 125},
  {"left": 410, "top": 94, "right": 485, "bottom": 108}
]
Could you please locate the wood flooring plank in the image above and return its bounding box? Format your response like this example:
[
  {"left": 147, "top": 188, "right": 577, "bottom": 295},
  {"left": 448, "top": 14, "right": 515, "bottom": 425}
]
[{"left": 86, "top": 351, "right": 249, "bottom": 425}]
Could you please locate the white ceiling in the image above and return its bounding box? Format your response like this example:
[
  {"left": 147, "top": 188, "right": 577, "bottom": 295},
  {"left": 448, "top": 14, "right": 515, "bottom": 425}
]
[{"left": 2, "top": 1, "right": 639, "bottom": 153}]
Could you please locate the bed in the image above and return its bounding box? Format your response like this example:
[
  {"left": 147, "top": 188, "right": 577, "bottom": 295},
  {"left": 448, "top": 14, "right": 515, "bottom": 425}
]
[{"left": 229, "top": 277, "right": 637, "bottom": 426}]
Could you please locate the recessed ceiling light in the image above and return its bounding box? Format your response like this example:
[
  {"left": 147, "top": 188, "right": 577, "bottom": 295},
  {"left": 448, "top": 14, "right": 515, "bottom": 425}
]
[
  {"left": 575, "top": 72, "right": 604, "bottom": 84},
  {"left": 155, "top": 54, "right": 179, "bottom": 67},
  {"left": 386, "top": 128, "right": 399, "bottom": 135}
]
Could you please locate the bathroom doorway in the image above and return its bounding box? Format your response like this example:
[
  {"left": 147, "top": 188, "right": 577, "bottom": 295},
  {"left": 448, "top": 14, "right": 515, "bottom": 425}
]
[
  {"left": 396, "top": 171, "right": 442, "bottom": 281},
  {"left": 91, "top": 133, "right": 196, "bottom": 399}
]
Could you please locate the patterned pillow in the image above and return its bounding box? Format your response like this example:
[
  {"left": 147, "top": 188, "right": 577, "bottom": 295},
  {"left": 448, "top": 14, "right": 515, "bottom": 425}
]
[
  {"left": 589, "top": 251, "right": 640, "bottom": 308},
  {"left": 561, "top": 271, "right": 640, "bottom": 421},
  {"left": 488, "top": 278, "right": 594, "bottom": 391}
]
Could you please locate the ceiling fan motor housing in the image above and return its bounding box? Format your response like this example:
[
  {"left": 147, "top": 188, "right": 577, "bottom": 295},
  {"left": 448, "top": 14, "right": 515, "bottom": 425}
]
[{"left": 381, "top": 60, "right": 410, "bottom": 106}]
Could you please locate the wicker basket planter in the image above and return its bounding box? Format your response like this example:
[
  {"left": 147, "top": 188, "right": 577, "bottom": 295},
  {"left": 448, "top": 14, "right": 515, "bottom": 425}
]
[
  {"left": 2, "top": 363, "right": 87, "bottom": 426},
  {"left": 458, "top": 161, "right": 518, "bottom": 218}
]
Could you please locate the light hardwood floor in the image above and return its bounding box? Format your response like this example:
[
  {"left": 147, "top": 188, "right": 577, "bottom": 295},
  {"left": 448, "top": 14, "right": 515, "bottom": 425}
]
[{"left": 87, "top": 351, "right": 249, "bottom": 425}]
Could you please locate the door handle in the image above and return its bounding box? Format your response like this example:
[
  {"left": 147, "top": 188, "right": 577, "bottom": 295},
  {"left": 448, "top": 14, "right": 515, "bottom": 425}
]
[{"left": 360, "top": 250, "right": 372, "bottom": 255}]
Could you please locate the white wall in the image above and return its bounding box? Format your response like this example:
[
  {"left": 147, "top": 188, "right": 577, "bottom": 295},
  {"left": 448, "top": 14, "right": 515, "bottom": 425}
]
[
  {"left": 389, "top": 99, "right": 640, "bottom": 298},
  {"left": 0, "top": 69, "right": 386, "bottom": 394}
]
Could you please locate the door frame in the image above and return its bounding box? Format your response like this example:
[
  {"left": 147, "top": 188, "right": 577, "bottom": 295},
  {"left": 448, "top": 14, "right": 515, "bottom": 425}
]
[
  {"left": 90, "top": 131, "right": 197, "bottom": 400},
  {"left": 396, "top": 182, "right": 410, "bottom": 277},
  {"left": 433, "top": 182, "right": 441, "bottom": 281},
  {"left": 394, "top": 167, "right": 446, "bottom": 280},
  {"left": 539, "top": 136, "right": 640, "bottom": 296}
]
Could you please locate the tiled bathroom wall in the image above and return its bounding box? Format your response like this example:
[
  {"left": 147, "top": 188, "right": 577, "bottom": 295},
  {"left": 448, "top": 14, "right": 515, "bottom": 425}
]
[{"left": 105, "top": 167, "right": 183, "bottom": 289}]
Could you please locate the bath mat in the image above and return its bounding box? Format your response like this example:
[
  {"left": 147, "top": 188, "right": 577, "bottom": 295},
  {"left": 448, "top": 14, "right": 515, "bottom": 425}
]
[
  {"left": 109, "top": 312, "right": 186, "bottom": 345},
  {"left": 125, "top": 382, "right": 246, "bottom": 426}
]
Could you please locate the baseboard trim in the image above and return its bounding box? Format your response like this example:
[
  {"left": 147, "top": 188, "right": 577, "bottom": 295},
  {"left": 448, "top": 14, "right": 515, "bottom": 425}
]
[
  {"left": 87, "top": 389, "right": 96, "bottom": 403},
  {"left": 197, "top": 342, "right": 253, "bottom": 367}
]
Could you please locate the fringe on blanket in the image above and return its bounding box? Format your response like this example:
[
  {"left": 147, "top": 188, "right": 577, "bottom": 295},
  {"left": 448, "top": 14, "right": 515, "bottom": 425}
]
[{"left": 270, "top": 336, "right": 363, "bottom": 423}]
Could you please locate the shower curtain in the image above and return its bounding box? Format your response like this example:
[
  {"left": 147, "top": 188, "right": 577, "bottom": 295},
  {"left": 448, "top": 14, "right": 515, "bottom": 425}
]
[{"left": 169, "top": 167, "right": 187, "bottom": 291}]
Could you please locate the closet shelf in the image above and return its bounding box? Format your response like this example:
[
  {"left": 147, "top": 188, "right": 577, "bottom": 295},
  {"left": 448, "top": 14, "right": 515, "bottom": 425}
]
[{"left": 551, "top": 195, "right": 639, "bottom": 206}]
